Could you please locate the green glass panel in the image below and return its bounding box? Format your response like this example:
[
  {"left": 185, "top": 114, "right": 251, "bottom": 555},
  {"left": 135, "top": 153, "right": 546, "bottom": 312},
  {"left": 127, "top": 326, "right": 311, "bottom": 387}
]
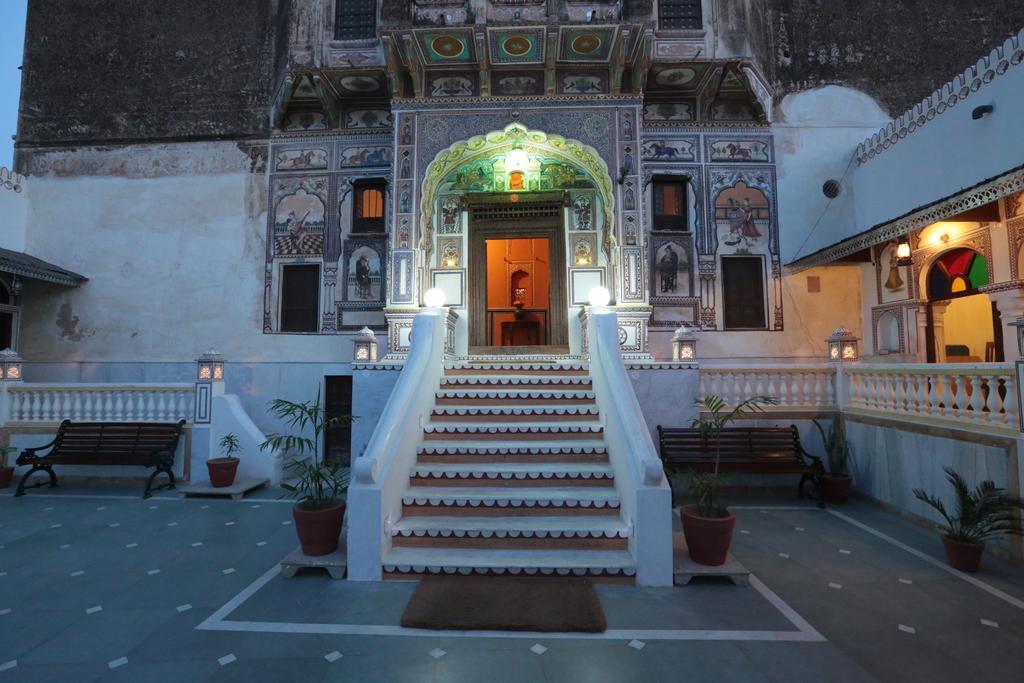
[{"left": 967, "top": 255, "right": 988, "bottom": 289}]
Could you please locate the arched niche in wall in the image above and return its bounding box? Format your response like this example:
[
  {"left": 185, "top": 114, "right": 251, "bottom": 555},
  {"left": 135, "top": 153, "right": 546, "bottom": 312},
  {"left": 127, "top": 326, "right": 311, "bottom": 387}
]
[{"left": 876, "top": 310, "right": 902, "bottom": 354}]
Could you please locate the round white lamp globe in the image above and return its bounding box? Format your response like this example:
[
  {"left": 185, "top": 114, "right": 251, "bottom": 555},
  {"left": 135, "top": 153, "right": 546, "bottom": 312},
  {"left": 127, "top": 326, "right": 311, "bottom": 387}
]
[
  {"left": 423, "top": 287, "right": 446, "bottom": 308},
  {"left": 588, "top": 286, "right": 611, "bottom": 308}
]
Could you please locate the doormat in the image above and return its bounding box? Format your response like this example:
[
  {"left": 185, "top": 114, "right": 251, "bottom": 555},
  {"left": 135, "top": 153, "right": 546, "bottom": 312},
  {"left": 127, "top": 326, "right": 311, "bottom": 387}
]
[{"left": 400, "top": 575, "right": 607, "bottom": 632}]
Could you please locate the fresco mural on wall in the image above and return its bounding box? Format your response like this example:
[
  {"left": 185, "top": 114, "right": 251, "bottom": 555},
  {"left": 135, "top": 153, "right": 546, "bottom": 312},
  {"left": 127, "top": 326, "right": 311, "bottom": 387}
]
[
  {"left": 714, "top": 181, "right": 770, "bottom": 253},
  {"left": 572, "top": 194, "right": 594, "bottom": 230},
  {"left": 560, "top": 73, "right": 606, "bottom": 94},
  {"left": 346, "top": 110, "right": 392, "bottom": 128},
  {"left": 707, "top": 137, "right": 772, "bottom": 163},
  {"left": 877, "top": 242, "right": 911, "bottom": 304},
  {"left": 342, "top": 239, "right": 386, "bottom": 304},
  {"left": 643, "top": 139, "right": 697, "bottom": 162},
  {"left": 283, "top": 111, "right": 328, "bottom": 131},
  {"left": 489, "top": 28, "right": 546, "bottom": 64},
  {"left": 652, "top": 239, "right": 692, "bottom": 298},
  {"left": 710, "top": 102, "right": 755, "bottom": 121},
  {"left": 493, "top": 72, "right": 544, "bottom": 96},
  {"left": 274, "top": 180, "right": 327, "bottom": 233},
  {"left": 275, "top": 148, "right": 328, "bottom": 171},
  {"left": 438, "top": 196, "right": 462, "bottom": 233},
  {"left": 447, "top": 160, "right": 494, "bottom": 191},
  {"left": 643, "top": 102, "right": 694, "bottom": 121},
  {"left": 431, "top": 75, "right": 475, "bottom": 97},
  {"left": 1007, "top": 190, "right": 1024, "bottom": 218},
  {"left": 571, "top": 233, "right": 598, "bottom": 267},
  {"left": 339, "top": 146, "right": 391, "bottom": 167}
]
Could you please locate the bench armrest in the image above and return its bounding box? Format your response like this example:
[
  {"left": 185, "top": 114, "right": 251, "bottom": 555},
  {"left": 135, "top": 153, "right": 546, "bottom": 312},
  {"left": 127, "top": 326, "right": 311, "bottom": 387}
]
[
  {"left": 796, "top": 445, "right": 824, "bottom": 470},
  {"left": 16, "top": 433, "right": 62, "bottom": 463}
]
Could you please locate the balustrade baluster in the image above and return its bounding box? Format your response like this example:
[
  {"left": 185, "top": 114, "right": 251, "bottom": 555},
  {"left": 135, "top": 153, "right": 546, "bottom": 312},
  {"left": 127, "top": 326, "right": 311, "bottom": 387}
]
[
  {"left": 1001, "top": 376, "right": 1018, "bottom": 428},
  {"left": 968, "top": 373, "right": 985, "bottom": 424}
]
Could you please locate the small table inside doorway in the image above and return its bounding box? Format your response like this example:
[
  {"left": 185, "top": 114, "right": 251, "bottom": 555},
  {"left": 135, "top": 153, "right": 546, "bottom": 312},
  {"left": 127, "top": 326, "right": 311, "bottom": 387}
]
[{"left": 501, "top": 320, "right": 541, "bottom": 346}]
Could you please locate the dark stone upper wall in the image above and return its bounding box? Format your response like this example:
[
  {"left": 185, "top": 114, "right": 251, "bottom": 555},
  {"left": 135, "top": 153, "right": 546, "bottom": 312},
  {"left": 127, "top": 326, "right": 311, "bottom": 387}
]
[
  {"left": 753, "top": 0, "right": 1024, "bottom": 116},
  {"left": 17, "top": 0, "right": 281, "bottom": 151}
]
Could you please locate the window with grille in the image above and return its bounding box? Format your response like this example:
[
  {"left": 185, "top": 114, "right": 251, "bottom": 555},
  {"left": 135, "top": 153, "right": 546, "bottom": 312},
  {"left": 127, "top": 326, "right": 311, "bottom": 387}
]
[
  {"left": 280, "top": 264, "right": 320, "bottom": 333},
  {"left": 658, "top": 0, "right": 703, "bottom": 30},
  {"left": 352, "top": 180, "right": 386, "bottom": 232},
  {"left": 335, "top": 0, "right": 377, "bottom": 41},
  {"left": 652, "top": 177, "right": 688, "bottom": 231},
  {"left": 722, "top": 257, "right": 766, "bottom": 330},
  {"left": 323, "top": 376, "right": 353, "bottom": 465}
]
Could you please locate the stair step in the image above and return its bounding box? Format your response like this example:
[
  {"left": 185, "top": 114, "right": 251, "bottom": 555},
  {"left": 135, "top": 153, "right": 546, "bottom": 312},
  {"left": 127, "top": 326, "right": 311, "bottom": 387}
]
[
  {"left": 401, "top": 486, "right": 620, "bottom": 516},
  {"left": 435, "top": 389, "right": 596, "bottom": 405},
  {"left": 382, "top": 547, "right": 636, "bottom": 580},
  {"left": 441, "top": 376, "right": 592, "bottom": 389},
  {"left": 423, "top": 423, "right": 604, "bottom": 440},
  {"left": 417, "top": 441, "right": 608, "bottom": 463},
  {"left": 391, "top": 516, "right": 629, "bottom": 550},
  {"left": 411, "top": 462, "right": 613, "bottom": 487},
  {"left": 430, "top": 406, "right": 600, "bottom": 421},
  {"left": 445, "top": 362, "right": 588, "bottom": 375}
]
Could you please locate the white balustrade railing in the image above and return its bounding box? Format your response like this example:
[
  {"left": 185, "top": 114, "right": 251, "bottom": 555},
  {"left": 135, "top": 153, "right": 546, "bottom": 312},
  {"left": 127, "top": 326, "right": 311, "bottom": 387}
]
[
  {"left": 845, "top": 364, "right": 1018, "bottom": 431},
  {"left": 5, "top": 383, "right": 195, "bottom": 423},
  {"left": 699, "top": 366, "right": 837, "bottom": 409}
]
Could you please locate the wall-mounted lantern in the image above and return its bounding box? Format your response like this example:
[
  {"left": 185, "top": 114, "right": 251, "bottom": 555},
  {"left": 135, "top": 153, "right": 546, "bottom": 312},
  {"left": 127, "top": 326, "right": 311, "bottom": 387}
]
[
  {"left": 197, "top": 348, "right": 224, "bottom": 382},
  {"left": 672, "top": 323, "right": 698, "bottom": 361},
  {"left": 826, "top": 327, "right": 860, "bottom": 363},
  {"left": 895, "top": 236, "right": 913, "bottom": 267},
  {"left": 353, "top": 326, "right": 378, "bottom": 362},
  {"left": 0, "top": 348, "right": 23, "bottom": 381}
]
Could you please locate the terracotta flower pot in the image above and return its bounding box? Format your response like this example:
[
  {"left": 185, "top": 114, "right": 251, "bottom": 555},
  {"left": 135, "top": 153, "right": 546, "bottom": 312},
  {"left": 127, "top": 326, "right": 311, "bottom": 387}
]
[
  {"left": 681, "top": 504, "right": 736, "bottom": 566},
  {"left": 293, "top": 500, "right": 346, "bottom": 556},
  {"left": 207, "top": 457, "right": 240, "bottom": 488},
  {"left": 941, "top": 536, "right": 985, "bottom": 572},
  {"left": 822, "top": 475, "right": 853, "bottom": 504},
  {"left": 0, "top": 466, "right": 13, "bottom": 489}
]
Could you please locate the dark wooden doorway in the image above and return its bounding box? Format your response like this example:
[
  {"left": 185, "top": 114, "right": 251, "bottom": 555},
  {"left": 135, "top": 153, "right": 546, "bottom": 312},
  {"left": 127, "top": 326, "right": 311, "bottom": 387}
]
[{"left": 466, "top": 192, "right": 568, "bottom": 349}]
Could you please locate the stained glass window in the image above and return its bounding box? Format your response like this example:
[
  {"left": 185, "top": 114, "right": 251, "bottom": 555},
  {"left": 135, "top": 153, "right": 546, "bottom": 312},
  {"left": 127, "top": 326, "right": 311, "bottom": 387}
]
[{"left": 927, "top": 248, "right": 988, "bottom": 299}]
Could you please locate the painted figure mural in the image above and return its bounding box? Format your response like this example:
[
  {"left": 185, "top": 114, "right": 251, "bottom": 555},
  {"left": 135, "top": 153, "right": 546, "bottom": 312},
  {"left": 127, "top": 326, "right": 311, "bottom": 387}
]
[{"left": 715, "top": 181, "right": 769, "bottom": 252}]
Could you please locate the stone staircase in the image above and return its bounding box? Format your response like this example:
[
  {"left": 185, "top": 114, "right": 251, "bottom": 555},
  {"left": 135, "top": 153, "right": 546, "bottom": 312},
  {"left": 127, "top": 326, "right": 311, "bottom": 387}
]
[{"left": 382, "top": 358, "right": 636, "bottom": 581}]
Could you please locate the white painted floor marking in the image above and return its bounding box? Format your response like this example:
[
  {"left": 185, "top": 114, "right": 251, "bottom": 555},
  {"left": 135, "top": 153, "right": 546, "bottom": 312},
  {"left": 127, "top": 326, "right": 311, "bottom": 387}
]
[
  {"left": 778, "top": 553, "right": 789, "bottom": 559},
  {"left": 109, "top": 523, "right": 120, "bottom": 528},
  {"left": 223, "top": 568, "right": 236, "bottom": 575},
  {"left": 108, "top": 657, "right": 128, "bottom": 669},
  {"left": 0, "top": 660, "right": 15, "bottom": 672},
  {"left": 217, "top": 654, "right": 236, "bottom": 666},
  {"left": 192, "top": 542, "right": 203, "bottom": 547},
  {"left": 176, "top": 604, "right": 192, "bottom": 613},
  {"left": 70, "top": 570, "right": 85, "bottom": 577},
  {"left": 149, "top": 506, "right": 159, "bottom": 510},
  {"left": 324, "top": 650, "right": 343, "bottom": 663},
  {"left": 86, "top": 605, "right": 102, "bottom": 614},
  {"left": 838, "top": 549, "right": 851, "bottom": 555},
  {"left": 828, "top": 583, "right": 842, "bottom": 590},
  {"left": 147, "top": 569, "right": 161, "bottom": 576},
  {"left": 628, "top": 639, "right": 645, "bottom": 650},
  {"left": 201, "top": 505, "right": 210, "bottom": 509},
  {"left": 256, "top": 541, "right": 267, "bottom": 547},
  {"left": 897, "top": 624, "right": 915, "bottom": 634},
  {"left": 225, "top": 521, "right": 236, "bottom": 526},
  {"left": 898, "top": 578, "right": 913, "bottom": 585},
  {"left": 167, "top": 522, "right": 178, "bottom": 527},
  {"left": 530, "top": 644, "right": 548, "bottom": 655},
  {"left": 795, "top": 527, "right": 805, "bottom": 532},
  {"left": 126, "top": 543, "right": 138, "bottom": 548},
  {"left": 96, "top": 506, "right": 106, "bottom": 510},
  {"left": 196, "top": 561, "right": 826, "bottom": 642},
  {"left": 0, "top": 572, "right": 6, "bottom": 577},
  {"left": 251, "top": 505, "right": 261, "bottom": 509},
  {"left": 739, "top": 530, "right": 750, "bottom": 535},
  {"left": 0, "top": 608, "right": 11, "bottom": 616},
  {"left": 59, "top": 544, "right": 70, "bottom": 549},
  {"left": 980, "top": 619, "right": 998, "bottom": 628},
  {"left": 281, "top": 521, "right": 292, "bottom": 525},
  {"left": 429, "top": 648, "right": 446, "bottom": 659},
  {"left": 827, "top": 509, "right": 1024, "bottom": 611},
  {"left": 50, "top": 523, "right": 61, "bottom": 529},
  {"left": 43, "top": 506, "right": 53, "bottom": 511}
]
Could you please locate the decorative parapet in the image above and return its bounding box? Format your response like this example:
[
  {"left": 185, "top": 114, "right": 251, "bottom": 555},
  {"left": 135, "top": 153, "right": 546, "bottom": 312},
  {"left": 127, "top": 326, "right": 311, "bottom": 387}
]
[
  {"left": 0, "top": 167, "right": 25, "bottom": 193},
  {"left": 855, "top": 28, "right": 1024, "bottom": 165}
]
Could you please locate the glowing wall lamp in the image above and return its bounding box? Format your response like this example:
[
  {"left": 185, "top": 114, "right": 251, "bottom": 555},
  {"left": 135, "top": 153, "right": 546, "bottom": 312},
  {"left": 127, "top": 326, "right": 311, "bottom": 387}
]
[
  {"left": 0, "top": 348, "right": 23, "bottom": 381},
  {"left": 423, "top": 287, "right": 446, "bottom": 309},
  {"left": 352, "top": 326, "right": 378, "bottom": 362},
  {"left": 588, "top": 286, "right": 611, "bottom": 309},
  {"left": 895, "top": 236, "right": 913, "bottom": 267},
  {"left": 197, "top": 348, "right": 224, "bottom": 382},
  {"left": 672, "top": 323, "right": 698, "bottom": 361},
  {"left": 826, "top": 327, "right": 860, "bottom": 363}
]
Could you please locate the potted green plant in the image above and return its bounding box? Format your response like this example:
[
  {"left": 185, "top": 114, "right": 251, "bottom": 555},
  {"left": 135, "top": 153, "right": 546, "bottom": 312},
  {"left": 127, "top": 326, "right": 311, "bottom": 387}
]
[
  {"left": 667, "top": 395, "right": 776, "bottom": 566},
  {"left": 261, "top": 390, "right": 354, "bottom": 556},
  {"left": 0, "top": 445, "right": 16, "bottom": 489},
  {"left": 812, "top": 420, "right": 852, "bottom": 504},
  {"left": 913, "top": 467, "right": 1024, "bottom": 572},
  {"left": 207, "top": 433, "right": 241, "bottom": 488}
]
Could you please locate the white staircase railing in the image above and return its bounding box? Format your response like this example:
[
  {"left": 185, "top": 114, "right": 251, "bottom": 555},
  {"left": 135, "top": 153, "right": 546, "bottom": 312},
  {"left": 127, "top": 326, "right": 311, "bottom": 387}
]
[
  {"left": 585, "top": 307, "right": 673, "bottom": 586},
  {"left": 5, "top": 383, "right": 195, "bottom": 423},
  {"left": 700, "top": 366, "right": 836, "bottom": 410},
  {"left": 347, "top": 307, "right": 449, "bottom": 581},
  {"left": 845, "top": 363, "right": 1018, "bottom": 431}
]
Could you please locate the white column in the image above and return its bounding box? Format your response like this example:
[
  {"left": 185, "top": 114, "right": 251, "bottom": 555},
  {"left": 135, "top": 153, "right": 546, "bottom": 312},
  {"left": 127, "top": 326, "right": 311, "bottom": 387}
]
[{"left": 986, "top": 288, "right": 1024, "bottom": 362}]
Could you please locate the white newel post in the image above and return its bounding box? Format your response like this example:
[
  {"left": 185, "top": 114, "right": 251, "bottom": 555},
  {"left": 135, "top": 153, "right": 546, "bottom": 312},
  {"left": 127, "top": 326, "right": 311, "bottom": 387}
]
[
  {"left": 0, "top": 349, "right": 24, "bottom": 428},
  {"left": 195, "top": 349, "right": 225, "bottom": 479},
  {"left": 1010, "top": 317, "right": 1024, "bottom": 432},
  {"left": 826, "top": 327, "right": 860, "bottom": 410}
]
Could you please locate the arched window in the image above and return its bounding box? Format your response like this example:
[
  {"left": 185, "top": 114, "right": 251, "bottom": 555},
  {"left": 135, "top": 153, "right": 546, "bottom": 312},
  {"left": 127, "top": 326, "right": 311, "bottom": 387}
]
[
  {"left": 352, "top": 179, "right": 386, "bottom": 232},
  {"left": 927, "top": 248, "right": 988, "bottom": 299}
]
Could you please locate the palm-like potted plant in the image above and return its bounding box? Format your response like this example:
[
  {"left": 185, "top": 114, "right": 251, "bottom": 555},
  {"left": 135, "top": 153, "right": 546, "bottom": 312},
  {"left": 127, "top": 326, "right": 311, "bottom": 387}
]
[
  {"left": 0, "top": 445, "right": 16, "bottom": 489},
  {"left": 667, "top": 395, "right": 776, "bottom": 566},
  {"left": 261, "top": 391, "right": 354, "bottom": 556},
  {"left": 812, "top": 420, "right": 852, "bottom": 504},
  {"left": 913, "top": 467, "right": 1024, "bottom": 572},
  {"left": 207, "top": 433, "right": 241, "bottom": 488}
]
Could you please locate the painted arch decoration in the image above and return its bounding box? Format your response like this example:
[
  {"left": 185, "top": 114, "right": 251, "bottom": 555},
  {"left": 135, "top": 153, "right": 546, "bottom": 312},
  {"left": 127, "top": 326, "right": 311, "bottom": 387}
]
[
  {"left": 927, "top": 248, "right": 989, "bottom": 298},
  {"left": 419, "top": 123, "right": 617, "bottom": 261}
]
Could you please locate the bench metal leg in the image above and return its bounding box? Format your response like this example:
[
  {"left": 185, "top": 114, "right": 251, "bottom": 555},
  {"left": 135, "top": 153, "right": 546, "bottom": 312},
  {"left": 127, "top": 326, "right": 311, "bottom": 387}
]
[
  {"left": 144, "top": 465, "right": 175, "bottom": 499},
  {"left": 797, "top": 474, "right": 826, "bottom": 509},
  {"left": 14, "top": 465, "right": 58, "bottom": 497}
]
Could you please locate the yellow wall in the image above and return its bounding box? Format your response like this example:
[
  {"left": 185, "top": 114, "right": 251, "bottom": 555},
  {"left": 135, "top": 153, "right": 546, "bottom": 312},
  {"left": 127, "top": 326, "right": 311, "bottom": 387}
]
[{"left": 942, "top": 293, "right": 994, "bottom": 361}]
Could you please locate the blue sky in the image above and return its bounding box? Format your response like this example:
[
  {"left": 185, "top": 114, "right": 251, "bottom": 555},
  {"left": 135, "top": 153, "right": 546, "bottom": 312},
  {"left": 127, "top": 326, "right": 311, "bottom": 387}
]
[{"left": 0, "top": 0, "right": 27, "bottom": 169}]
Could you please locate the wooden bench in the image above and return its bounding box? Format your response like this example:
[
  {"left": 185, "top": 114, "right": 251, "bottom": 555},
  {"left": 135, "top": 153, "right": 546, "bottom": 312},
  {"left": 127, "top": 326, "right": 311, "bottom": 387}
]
[
  {"left": 656, "top": 425, "right": 825, "bottom": 505},
  {"left": 15, "top": 420, "right": 187, "bottom": 499}
]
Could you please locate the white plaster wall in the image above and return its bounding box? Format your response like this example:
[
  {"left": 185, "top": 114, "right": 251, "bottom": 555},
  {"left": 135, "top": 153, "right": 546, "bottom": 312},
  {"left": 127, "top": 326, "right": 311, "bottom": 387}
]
[
  {"left": 852, "top": 64, "right": 1024, "bottom": 233},
  {"left": 0, "top": 171, "right": 27, "bottom": 252},
  {"left": 773, "top": 86, "right": 892, "bottom": 264}
]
